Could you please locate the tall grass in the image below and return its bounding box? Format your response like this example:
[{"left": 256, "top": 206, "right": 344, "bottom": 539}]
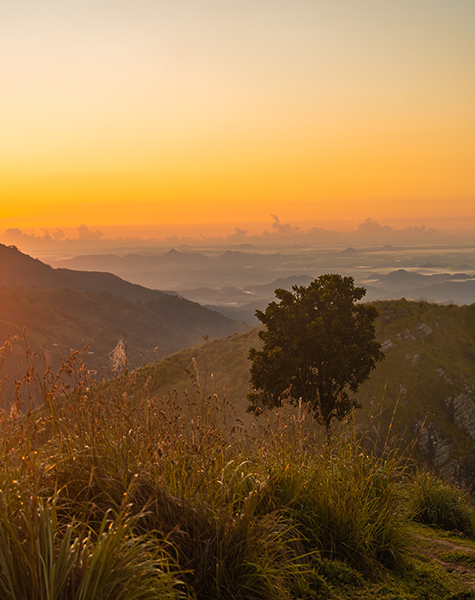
[
  {"left": 0, "top": 338, "right": 452, "bottom": 598},
  {"left": 410, "top": 472, "right": 475, "bottom": 535},
  {"left": 0, "top": 496, "right": 181, "bottom": 600}
]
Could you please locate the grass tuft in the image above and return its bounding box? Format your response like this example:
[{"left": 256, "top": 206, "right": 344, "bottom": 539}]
[{"left": 410, "top": 472, "right": 475, "bottom": 535}]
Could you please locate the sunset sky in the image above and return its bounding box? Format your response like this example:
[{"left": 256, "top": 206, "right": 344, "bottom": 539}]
[{"left": 1, "top": 0, "right": 474, "bottom": 237}]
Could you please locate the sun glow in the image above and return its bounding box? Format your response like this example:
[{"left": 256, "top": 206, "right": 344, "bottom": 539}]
[{"left": 1, "top": 1, "right": 474, "bottom": 234}]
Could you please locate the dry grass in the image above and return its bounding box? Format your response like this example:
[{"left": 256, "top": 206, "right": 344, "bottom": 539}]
[{"left": 0, "top": 335, "right": 469, "bottom": 599}]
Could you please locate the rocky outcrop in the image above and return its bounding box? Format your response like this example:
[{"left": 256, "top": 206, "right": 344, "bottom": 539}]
[
  {"left": 442, "top": 454, "right": 475, "bottom": 491},
  {"left": 416, "top": 323, "right": 433, "bottom": 338},
  {"left": 444, "top": 393, "right": 475, "bottom": 440},
  {"left": 397, "top": 328, "right": 416, "bottom": 342},
  {"left": 381, "top": 339, "right": 396, "bottom": 352},
  {"left": 416, "top": 420, "right": 453, "bottom": 467},
  {"left": 405, "top": 353, "right": 420, "bottom": 365}
]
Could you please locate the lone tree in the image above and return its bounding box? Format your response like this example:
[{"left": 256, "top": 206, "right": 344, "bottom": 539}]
[{"left": 247, "top": 274, "right": 383, "bottom": 432}]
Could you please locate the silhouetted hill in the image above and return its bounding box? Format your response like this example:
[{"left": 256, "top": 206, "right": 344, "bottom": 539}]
[
  {"left": 0, "top": 286, "right": 244, "bottom": 369},
  {"left": 0, "top": 244, "right": 166, "bottom": 301}
]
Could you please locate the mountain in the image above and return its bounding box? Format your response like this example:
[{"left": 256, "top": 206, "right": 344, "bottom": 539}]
[
  {"left": 0, "top": 245, "right": 246, "bottom": 385},
  {"left": 0, "top": 244, "right": 166, "bottom": 301},
  {"left": 47, "top": 248, "right": 286, "bottom": 290},
  {"left": 132, "top": 298, "right": 475, "bottom": 487}
]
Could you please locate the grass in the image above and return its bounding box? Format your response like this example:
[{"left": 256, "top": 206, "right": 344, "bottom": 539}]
[
  {"left": 410, "top": 472, "right": 475, "bottom": 535},
  {"left": 131, "top": 299, "right": 475, "bottom": 465},
  {"left": 0, "top": 338, "right": 474, "bottom": 598},
  {"left": 440, "top": 551, "right": 475, "bottom": 565}
]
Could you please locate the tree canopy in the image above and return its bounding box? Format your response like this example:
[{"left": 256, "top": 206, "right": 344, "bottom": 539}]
[{"left": 247, "top": 274, "right": 383, "bottom": 431}]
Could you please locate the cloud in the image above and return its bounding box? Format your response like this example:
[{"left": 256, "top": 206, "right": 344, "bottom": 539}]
[
  {"left": 356, "top": 218, "right": 394, "bottom": 234},
  {"left": 76, "top": 224, "right": 103, "bottom": 240},
  {"left": 1, "top": 228, "right": 36, "bottom": 243},
  {"left": 270, "top": 214, "right": 300, "bottom": 235},
  {"left": 51, "top": 228, "right": 66, "bottom": 241},
  {"left": 227, "top": 227, "right": 248, "bottom": 240}
]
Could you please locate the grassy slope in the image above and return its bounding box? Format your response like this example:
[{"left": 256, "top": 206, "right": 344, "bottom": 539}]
[
  {"left": 135, "top": 299, "right": 475, "bottom": 458},
  {"left": 2, "top": 307, "right": 475, "bottom": 598}
]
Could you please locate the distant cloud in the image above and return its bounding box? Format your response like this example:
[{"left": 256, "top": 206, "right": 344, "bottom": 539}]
[
  {"left": 227, "top": 227, "right": 248, "bottom": 240},
  {"left": 51, "top": 228, "right": 66, "bottom": 241},
  {"left": 357, "top": 218, "right": 394, "bottom": 234},
  {"left": 356, "top": 218, "right": 441, "bottom": 240},
  {"left": 40, "top": 228, "right": 66, "bottom": 241},
  {"left": 76, "top": 224, "right": 103, "bottom": 240},
  {"left": 1, "top": 228, "right": 36, "bottom": 243},
  {"left": 270, "top": 214, "right": 300, "bottom": 235}
]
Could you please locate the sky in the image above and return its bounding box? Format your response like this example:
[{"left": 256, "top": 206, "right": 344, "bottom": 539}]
[{"left": 1, "top": 0, "right": 474, "bottom": 237}]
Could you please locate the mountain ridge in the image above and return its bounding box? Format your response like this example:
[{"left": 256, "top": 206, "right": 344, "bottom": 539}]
[{"left": 0, "top": 244, "right": 246, "bottom": 382}]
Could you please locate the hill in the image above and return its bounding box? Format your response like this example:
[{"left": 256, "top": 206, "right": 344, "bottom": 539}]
[
  {"left": 0, "top": 243, "right": 167, "bottom": 301},
  {"left": 0, "top": 244, "right": 246, "bottom": 384},
  {"left": 5, "top": 346, "right": 475, "bottom": 599},
  {"left": 133, "top": 298, "right": 475, "bottom": 486}
]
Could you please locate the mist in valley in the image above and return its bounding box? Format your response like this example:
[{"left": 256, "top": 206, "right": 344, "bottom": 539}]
[{"left": 23, "top": 217, "right": 475, "bottom": 326}]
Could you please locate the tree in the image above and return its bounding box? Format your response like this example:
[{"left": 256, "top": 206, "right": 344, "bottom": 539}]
[{"left": 247, "top": 274, "right": 383, "bottom": 432}]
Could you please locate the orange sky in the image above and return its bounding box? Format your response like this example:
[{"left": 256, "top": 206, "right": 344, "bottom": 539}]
[{"left": 1, "top": 1, "right": 474, "bottom": 235}]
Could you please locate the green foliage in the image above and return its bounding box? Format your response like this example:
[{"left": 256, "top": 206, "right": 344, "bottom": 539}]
[
  {"left": 247, "top": 274, "right": 383, "bottom": 430},
  {"left": 440, "top": 551, "right": 475, "bottom": 565},
  {"left": 0, "top": 496, "right": 181, "bottom": 600},
  {"left": 410, "top": 472, "right": 475, "bottom": 535}
]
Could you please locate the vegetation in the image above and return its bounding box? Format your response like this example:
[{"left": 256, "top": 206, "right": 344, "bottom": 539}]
[
  {"left": 0, "top": 340, "right": 475, "bottom": 598},
  {"left": 410, "top": 472, "right": 475, "bottom": 535},
  {"left": 247, "top": 275, "right": 383, "bottom": 431},
  {"left": 132, "top": 298, "right": 475, "bottom": 475}
]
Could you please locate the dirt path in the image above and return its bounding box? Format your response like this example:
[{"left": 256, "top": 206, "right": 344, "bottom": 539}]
[{"left": 414, "top": 534, "right": 475, "bottom": 591}]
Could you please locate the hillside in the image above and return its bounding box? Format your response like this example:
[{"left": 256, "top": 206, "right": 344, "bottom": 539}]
[
  {"left": 0, "top": 243, "right": 167, "bottom": 301},
  {"left": 0, "top": 244, "right": 246, "bottom": 384},
  {"left": 133, "top": 298, "right": 475, "bottom": 486}
]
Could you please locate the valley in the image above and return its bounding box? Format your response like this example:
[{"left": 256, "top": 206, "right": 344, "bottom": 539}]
[{"left": 46, "top": 241, "right": 475, "bottom": 324}]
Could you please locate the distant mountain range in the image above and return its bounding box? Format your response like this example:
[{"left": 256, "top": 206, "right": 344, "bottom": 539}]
[
  {"left": 0, "top": 244, "right": 246, "bottom": 386},
  {"left": 46, "top": 248, "right": 475, "bottom": 320},
  {"left": 47, "top": 249, "right": 285, "bottom": 290}
]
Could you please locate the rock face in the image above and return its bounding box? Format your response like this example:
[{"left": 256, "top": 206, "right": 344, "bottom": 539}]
[
  {"left": 416, "top": 390, "right": 475, "bottom": 491},
  {"left": 444, "top": 394, "right": 475, "bottom": 440},
  {"left": 442, "top": 455, "right": 475, "bottom": 490},
  {"left": 416, "top": 420, "right": 453, "bottom": 468},
  {"left": 397, "top": 328, "right": 416, "bottom": 342},
  {"left": 381, "top": 339, "right": 396, "bottom": 352}
]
